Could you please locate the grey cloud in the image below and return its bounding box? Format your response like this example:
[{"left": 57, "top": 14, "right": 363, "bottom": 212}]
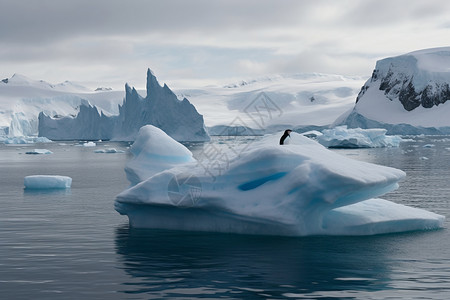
[
  {"left": 0, "top": 0, "right": 313, "bottom": 45},
  {"left": 340, "top": 0, "right": 450, "bottom": 27},
  {"left": 1, "top": 0, "right": 449, "bottom": 88}
]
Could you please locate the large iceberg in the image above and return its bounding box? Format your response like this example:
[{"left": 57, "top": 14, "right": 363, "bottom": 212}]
[
  {"left": 38, "top": 69, "right": 210, "bottom": 142},
  {"left": 317, "top": 126, "right": 403, "bottom": 148},
  {"left": 115, "top": 125, "right": 444, "bottom": 236}
]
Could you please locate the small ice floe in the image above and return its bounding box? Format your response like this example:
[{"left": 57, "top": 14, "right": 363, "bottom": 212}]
[
  {"left": 317, "top": 126, "right": 402, "bottom": 148},
  {"left": 94, "top": 148, "right": 125, "bottom": 153},
  {"left": 422, "top": 144, "right": 435, "bottom": 148},
  {"left": 83, "top": 141, "right": 96, "bottom": 147},
  {"left": 420, "top": 157, "right": 429, "bottom": 160},
  {"left": 25, "top": 149, "right": 53, "bottom": 155},
  {"left": 24, "top": 175, "right": 72, "bottom": 189}
]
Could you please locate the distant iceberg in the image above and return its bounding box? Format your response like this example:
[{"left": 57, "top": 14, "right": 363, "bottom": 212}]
[
  {"left": 317, "top": 126, "right": 403, "bottom": 148},
  {"left": 94, "top": 148, "right": 125, "bottom": 153},
  {"left": 39, "top": 69, "right": 210, "bottom": 142},
  {"left": 115, "top": 125, "right": 444, "bottom": 236},
  {"left": 25, "top": 149, "right": 53, "bottom": 155},
  {"left": 82, "top": 141, "right": 96, "bottom": 147}
]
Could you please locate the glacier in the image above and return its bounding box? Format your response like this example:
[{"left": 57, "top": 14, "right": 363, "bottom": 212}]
[
  {"left": 39, "top": 69, "right": 210, "bottom": 142},
  {"left": 0, "top": 73, "right": 124, "bottom": 137},
  {"left": 317, "top": 126, "right": 403, "bottom": 148},
  {"left": 115, "top": 125, "right": 444, "bottom": 236},
  {"left": 335, "top": 47, "right": 450, "bottom": 133}
]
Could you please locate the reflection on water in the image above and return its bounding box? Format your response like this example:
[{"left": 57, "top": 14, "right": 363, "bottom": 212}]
[
  {"left": 115, "top": 225, "right": 396, "bottom": 298},
  {"left": 23, "top": 188, "right": 72, "bottom": 196}
]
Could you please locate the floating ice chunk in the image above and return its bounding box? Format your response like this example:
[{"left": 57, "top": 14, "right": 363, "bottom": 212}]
[
  {"left": 317, "top": 126, "right": 402, "bottom": 148},
  {"left": 423, "top": 144, "right": 435, "bottom": 148},
  {"left": 24, "top": 175, "right": 72, "bottom": 189},
  {"left": 115, "top": 126, "right": 444, "bottom": 236},
  {"left": 83, "top": 141, "right": 96, "bottom": 147},
  {"left": 94, "top": 148, "right": 125, "bottom": 153},
  {"left": 25, "top": 149, "right": 53, "bottom": 154}
]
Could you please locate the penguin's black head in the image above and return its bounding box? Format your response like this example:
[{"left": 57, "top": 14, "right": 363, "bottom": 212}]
[{"left": 284, "top": 129, "right": 292, "bottom": 135}]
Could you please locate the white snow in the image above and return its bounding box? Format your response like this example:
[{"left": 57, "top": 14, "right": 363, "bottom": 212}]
[
  {"left": 83, "top": 141, "right": 96, "bottom": 147},
  {"left": 24, "top": 175, "right": 72, "bottom": 189},
  {"left": 353, "top": 81, "right": 450, "bottom": 127},
  {"left": 115, "top": 125, "right": 444, "bottom": 236},
  {"left": 177, "top": 73, "right": 366, "bottom": 129},
  {"left": 317, "top": 126, "right": 403, "bottom": 148},
  {"left": 25, "top": 149, "right": 53, "bottom": 154}
]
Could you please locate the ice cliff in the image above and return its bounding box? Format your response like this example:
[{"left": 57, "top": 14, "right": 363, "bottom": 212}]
[
  {"left": 115, "top": 125, "right": 444, "bottom": 236},
  {"left": 38, "top": 69, "right": 210, "bottom": 142},
  {"left": 335, "top": 47, "right": 450, "bottom": 134}
]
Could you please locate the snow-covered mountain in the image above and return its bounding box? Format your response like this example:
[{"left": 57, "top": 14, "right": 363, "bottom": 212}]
[
  {"left": 177, "top": 73, "right": 366, "bottom": 133},
  {"left": 1, "top": 73, "right": 91, "bottom": 93},
  {"left": 335, "top": 47, "right": 450, "bottom": 134},
  {"left": 39, "top": 69, "right": 210, "bottom": 142},
  {"left": 1, "top": 68, "right": 367, "bottom": 138},
  {"left": 0, "top": 74, "right": 124, "bottom": 136}
]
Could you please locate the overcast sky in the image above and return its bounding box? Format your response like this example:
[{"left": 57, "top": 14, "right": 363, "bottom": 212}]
[{"left": 1, "top": 0, "right": 449, "bottom": 90}]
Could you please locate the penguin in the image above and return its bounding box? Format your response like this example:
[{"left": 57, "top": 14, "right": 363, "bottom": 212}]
[{"left": 279, "top": 129, "right": 292, "bottom": 145}]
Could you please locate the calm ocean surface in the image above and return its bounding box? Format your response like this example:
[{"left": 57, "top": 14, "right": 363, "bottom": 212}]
[{"left": 0, "top": 136, "right": 449, "bottom": 299}]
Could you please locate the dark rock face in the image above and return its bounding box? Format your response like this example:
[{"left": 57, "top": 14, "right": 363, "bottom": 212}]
[
  {"left": 361, "top": 61, "right": 450, "bottom": 111},
  {"left": 397, "top": 80, "right": 421, "bottom": 111}
]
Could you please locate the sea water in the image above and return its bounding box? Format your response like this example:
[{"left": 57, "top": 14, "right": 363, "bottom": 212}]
[{"left": 0, "top": 136, "right": 449, "bottom": 299}]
